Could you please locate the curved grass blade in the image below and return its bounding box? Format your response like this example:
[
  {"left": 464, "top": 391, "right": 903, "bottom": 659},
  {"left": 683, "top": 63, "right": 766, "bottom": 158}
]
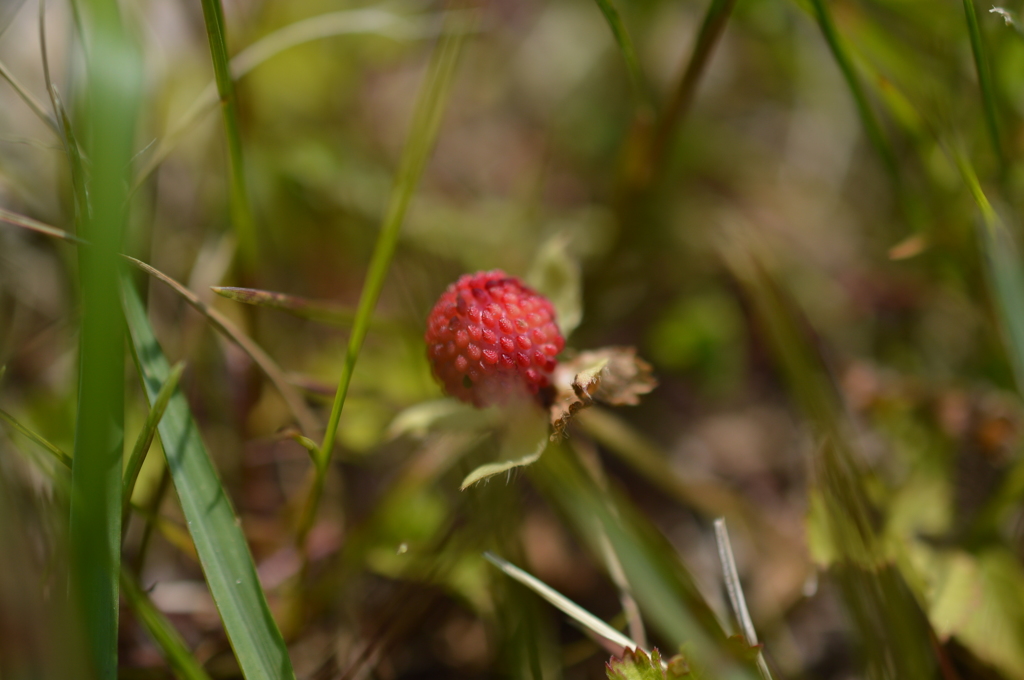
[
  {"left": 0, "top": 58, "right": 60, "bottom": 136},
  {"left": 644, "top": 0, "right": 737, "bottom": 179},
  {"left": 122, "top": 361, "right": 185, "bottom": 529},
  {"left": 198, "top": 0, "right": 257, "bottom": 264},
  {"left": 807, "top": 0, "right": 898, "bottom": 181},
  {"left": 123, "top": 279, "right": 296, "bottom": 680},
  {"left": 129, "top": 501, "right": 199, "bottom": 562},
  {"left": 133, "top": 8, "right": 448, "bottom": 190},
  {"left": 0, "top": 206, "right": 85, "bottom": 243},
  {"left": 300, "top": 16, "right": 468, "bottom": 544},
  {"left": 591, "top": 0, "right": 648, "bottom": 106},
  {"left": 211, "top": 286, "right": 357, "bottom": 326},
  {"left": 0, "top": 407, "right": 72, "bottom": 469},
  {"left": 953, "top": 155, "right": 1024, "bottom": 390},
  {"left": 962, "top": 0, "right": 1005, "bottom": 170},
  {"left": 121, "top": 572, "right": 213, "bottom": 680},
  {"left": 533, "top": 446, "right": 759, "bottom": 678},
  {"left": 40, "top": 0, "right": 88, "bottom": 218},
  {"left": 124, "top": 256, "right": 318, "bottom": 436},
  {"left": 720, "top": 232, "right": 939, "bottom": 677}
]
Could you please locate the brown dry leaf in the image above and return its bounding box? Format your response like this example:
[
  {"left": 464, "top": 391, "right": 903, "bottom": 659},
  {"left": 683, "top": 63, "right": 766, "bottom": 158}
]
[{"left": 550, "top": 347, "right": 656, "bottom": 439}]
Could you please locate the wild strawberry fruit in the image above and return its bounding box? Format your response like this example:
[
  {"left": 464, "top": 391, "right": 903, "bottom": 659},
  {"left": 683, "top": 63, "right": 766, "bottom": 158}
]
[{"left": 425, "top": 270, "right": 565, "bottom": 407}]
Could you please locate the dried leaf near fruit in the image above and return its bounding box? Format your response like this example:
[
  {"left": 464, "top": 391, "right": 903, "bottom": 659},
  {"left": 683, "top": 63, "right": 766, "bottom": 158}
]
[{"left": 550, "top": 347, "right": 657, "bottom": 439}]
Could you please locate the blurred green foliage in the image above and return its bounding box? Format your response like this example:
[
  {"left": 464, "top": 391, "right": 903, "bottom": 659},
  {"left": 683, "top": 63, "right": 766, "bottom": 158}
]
[{"left": 3, "top": 0, "right": 1024, "bottom": 677}]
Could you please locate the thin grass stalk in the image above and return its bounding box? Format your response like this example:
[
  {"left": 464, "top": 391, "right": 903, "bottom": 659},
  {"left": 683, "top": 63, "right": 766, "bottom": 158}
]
[
  {"left": 0, "top": 408, "right": 72, "bottom": 469},
  {"left": 956, "top": 154, "right": 1024, "bottom": 391},
  {"left": 0, "top": 207, "right": 84, "bottom": 242},
  {"left": 121, "top": 361, "right": 184, "bottom": 533},
  {"left": 69, "top": 0, "right": 142, "bottom": 676},
  {"left": 962, "top": 0, "right": 1006, "bottom": 171},
  {"left": 198, "top": 0, "right": 257, "bottom": 266},
  {"left": 131, "top": 466, "right": 169, "bottom": 574},
  {"left": 592, "top": 0, "right": 648, "bottom": 107},
  {"left": 121, "top": 573, "right": 213, "bottom": 680},
  {"left": 124, "top": 255, "right": 319, "bottom": 435},
  {"left": 0, "top": 58, "right": 60, "bottom": 135},
  {"left": 300, "top": 21, "right": 467, "bottom": 545},
  {"left": 132, "top": 7, "right": 450, "bottom": 191},
  {"left": 644, "top": 0, "right": 736, "bottom": 179},
  {"left": 713, "top": 518, "right": 773, "bottom": 680},
  {"left": 807, "top": 0, "right": 898, "bottom": 180}
]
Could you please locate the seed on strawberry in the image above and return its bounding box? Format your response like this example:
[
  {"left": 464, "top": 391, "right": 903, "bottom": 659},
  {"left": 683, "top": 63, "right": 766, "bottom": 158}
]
[{"left": 425, "top": 270, "right": 565, "bottom": 407}]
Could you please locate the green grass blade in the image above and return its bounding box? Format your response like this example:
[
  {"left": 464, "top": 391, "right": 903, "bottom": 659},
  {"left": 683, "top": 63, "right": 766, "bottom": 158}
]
[
  {"left": 534, "top": 445, "right": 759, "bottom": 678},
  {"left": 303, "top": 20, "right": 467, "bottom": 541},
  {"left": 962, "top": 0, "right": 1005, "bottom": 170},
  {"left": 591, "top": 0, "right": 647, "bottom": 106},
  {"left": 721, "top": 235, "right": 938, "bottom": 677},
  {"left": 125, "top": 256, "right": 318, "bottom": 436},
  {"left": 958, "top": 157, "right": 1024, "bottom": 391},
  {"left": 198, "top": 0, "right": 257, "bottom": 265},
  {"left": 123, "top": 278, "right": 296, "bottom": 680},
  {"left": 0, "top": 407, "right": 72, "bottom": 469},
  {"left": 121, "top": 572, "right": 213, "bottom": 680},
  {"left": 122, "top": 361, "right": 185, "bottom": 529},
  {"left": 645, "top": 0, "right": 736, "bottom": 177},
  {"left": 132, "top": 8, "right": 448, "bottom": 191},
  {"left": 70, "top": 0, "right": 143, "bottom": 675},
  {"left": 41, "top": 0, "right": 90, "bottom": 221},
  {"left": 807, "top": 0, "right": 898, "bottom": 180}
]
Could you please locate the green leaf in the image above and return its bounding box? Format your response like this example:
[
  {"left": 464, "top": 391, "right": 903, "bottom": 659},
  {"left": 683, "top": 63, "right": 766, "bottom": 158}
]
[
  {"left": 527, "top": 235, "right": 583, "bottom": 338},
  {"left": 123, "top": 279, "right": 296, "bottom": 680},
  {"left": 928, "top": 549, "right": 1024, "bottom": 678},
  {"left": 460, "top": 437, "right": 546, "bottom": 490},
  {"left": 607, "top": 648, "right": 693, "bottom": 680},
  {"left": 121, "top": 572, "right": 213, "bottom": 680},
  {"left": 461, "top": 403, "right": 550, "bottom": 490},
  {"left": 387, "top": 398, "right": 485, "bottom": 440}
]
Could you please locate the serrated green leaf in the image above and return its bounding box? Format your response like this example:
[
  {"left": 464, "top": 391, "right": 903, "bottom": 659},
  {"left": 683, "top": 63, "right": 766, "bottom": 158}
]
[
  {"left": 122, "top": 279, "right": 295, "bottom": 680},
  {"left": 606, "top": 648, "right": 669, "bottom": 680},
  {"left": 460, "top": 437, "right": 546, "bottom": 490},
  {"left": 461, "top": 403, "right": 549, "bottom": 489}
]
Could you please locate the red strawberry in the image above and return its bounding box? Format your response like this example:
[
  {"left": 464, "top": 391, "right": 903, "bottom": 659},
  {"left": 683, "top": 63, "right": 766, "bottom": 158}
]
[{"left": 425, "top": 270, "right": 565, "bottom": 407}]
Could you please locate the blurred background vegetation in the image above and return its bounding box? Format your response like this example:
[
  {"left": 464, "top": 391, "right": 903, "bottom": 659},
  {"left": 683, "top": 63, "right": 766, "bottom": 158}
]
[{"left": 4, "top": 0, "right": 1024, "bottom": 677}]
